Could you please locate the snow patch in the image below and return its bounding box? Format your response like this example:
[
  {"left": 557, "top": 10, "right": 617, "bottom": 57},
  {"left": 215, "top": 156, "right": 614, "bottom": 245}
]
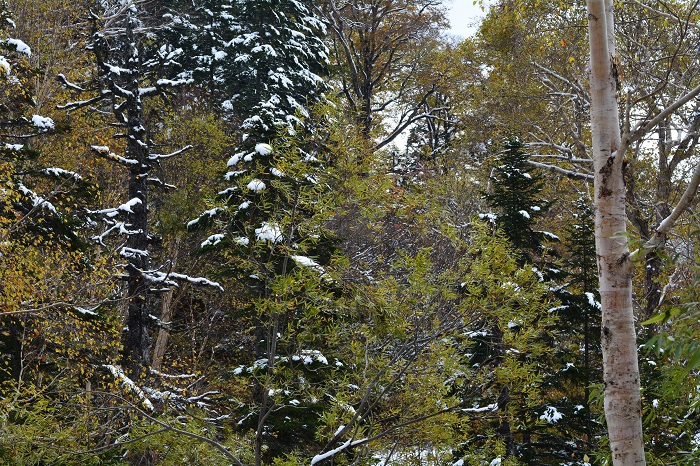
[
  {"left": 32, "top": 114, "right": 54, "bottom": 129},
  {"left": 255, "top": 143, "right": 273, "bottom": 155},
  {"left": 247, "top": 179, "right": 266, "bottom": 192},
  {"left": 585, "top": 292, "right": 601, "bottom": 309},
  {"left": 540, "top": 406, "right": 563, "bottom": 423},
  {"left": 201, "top": 234, "right": 224, "bottom": 248},
  {"left": 255, "top": 222, "right": 283, "bottom": 243}
]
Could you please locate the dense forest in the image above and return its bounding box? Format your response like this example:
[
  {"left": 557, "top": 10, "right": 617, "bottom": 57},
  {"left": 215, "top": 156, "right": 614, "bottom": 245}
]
[{"left": 2, "top": 0, "right": 700, "bottom": 465}]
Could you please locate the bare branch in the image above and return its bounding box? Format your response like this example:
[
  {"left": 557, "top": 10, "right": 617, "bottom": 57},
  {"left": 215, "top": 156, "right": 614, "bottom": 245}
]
[
  {"left": 643, "top": 159, "right": 700, "bottom": 250},
  {"left": 626, "top": 82, "right": 700, "bottom": 146},
  {"left": 528, "top": 160, "right": 593, "bottom": 180}
]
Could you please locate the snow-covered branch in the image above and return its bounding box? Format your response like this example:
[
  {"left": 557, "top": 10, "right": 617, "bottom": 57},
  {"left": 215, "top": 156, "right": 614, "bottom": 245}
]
[
  {"left": 91, "top": 145, "right": 140, "bottom": 167},
  {"left": 57, "top": 90, "right": 112, "bottom": 110},
  {"left": 148, "top": 144, "right": 193, "bottom": 161},
  {"left": 310, "top": 437, "right": 367, "bottom": 465},
  {"left": 139, "top": 268, "right": 224, "bottom": 292}
]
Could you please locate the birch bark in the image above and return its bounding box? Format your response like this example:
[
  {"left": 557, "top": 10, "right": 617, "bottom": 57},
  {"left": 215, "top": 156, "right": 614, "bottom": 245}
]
[{"left": 586, "top": 1, "right": 646, "bottom": 464}]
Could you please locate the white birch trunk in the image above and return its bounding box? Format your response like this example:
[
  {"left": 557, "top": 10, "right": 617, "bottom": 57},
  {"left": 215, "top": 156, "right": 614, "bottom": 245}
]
[{"left": 586, "top": 1, "right": 646, "bottom": 464}]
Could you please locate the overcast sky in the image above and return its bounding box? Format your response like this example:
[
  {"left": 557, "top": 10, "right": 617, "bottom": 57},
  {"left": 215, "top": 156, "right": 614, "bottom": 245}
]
[{"left": 444, "top": 0, "right": 493, "bottom": 38}]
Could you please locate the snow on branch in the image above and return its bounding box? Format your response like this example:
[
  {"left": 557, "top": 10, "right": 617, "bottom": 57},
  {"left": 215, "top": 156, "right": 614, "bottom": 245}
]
[
  {"left": 104, "top": 364, "right": 154, "bottom": 411},
  {"left": 91, "top": 221, "right": 141, "bottom": 245},
  {"left": 43, "top": 167, "right": 83, "bottom": 180},
  {"left": 56, "top": 73, "right": 85, "bottom": 92},
  {"left": 90, "top": 197, "right": 142, "bottom": 218},
  {"left": 31, "top": 115, "right": 54, "bottom": 130},
  {"left": 138, "top": 78, "right": 194, "bottom": 97},
  {"left": 140, "top": 268, "right": 224, "bottom": 292},
  {"left": 310, "top": 437, "right": 368, "bottom": 466},
  {"left": 56, "top": 87, "right": 112, "bottom": 110},
  {"left": 148, "top": 144, "right": 192, "bottom": 161},
  {"left": 17, "top": 182, "right": 58, "bottom": 214},
  {"left": 187, "top": 207, "right": 224, "bottom": 229},
  {"left": 91, "top": 145, "right": 140, "bottom": 167},
  {"left": 149, "top": 368, "right": 196, "bottom": 379},
  {"left": 6, "top": 38, "right": 30, "bottom": 56}
]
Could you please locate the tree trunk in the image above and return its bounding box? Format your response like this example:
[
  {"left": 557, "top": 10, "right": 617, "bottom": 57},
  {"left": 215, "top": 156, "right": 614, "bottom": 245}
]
[
  {"left": 151, "top": 237, "right": 181, "bottom": 371},
  {"left": 586, "top": 1, "right": 646, "bottom": 464},
  {"left": 151, "top": 289, "right": 175, "bottom": 372}
]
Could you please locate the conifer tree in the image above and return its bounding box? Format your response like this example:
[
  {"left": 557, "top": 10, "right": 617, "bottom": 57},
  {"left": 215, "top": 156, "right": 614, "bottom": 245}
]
[
  {"left": 58, "top": 0, "right": 220, "bottom": 378},
  {"left": 540, "top": 197, "right": 604, "bottom": 462},
  {"left": 480, "top": 139, "right": 574, "bottom": 462},
  {"left": 181, "top": 3, "right": 335, "bottom": 462},
  {"left": 485, "top": 138, "right": 552, "bottom": 266}
]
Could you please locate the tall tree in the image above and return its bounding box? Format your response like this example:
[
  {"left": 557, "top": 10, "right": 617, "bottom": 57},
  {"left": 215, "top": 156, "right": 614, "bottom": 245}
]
[
  {"left": 586, "top": 1, "right": 700, "bottom": 463},
  {"left": 319, "top": 0, "right": 447, "bottom": 148},
  {"left": 59, "top": 0, "right": 220, "bottom": 377},
  {"left": 183, "top": 2, "right": 335, "bottom": 463}
]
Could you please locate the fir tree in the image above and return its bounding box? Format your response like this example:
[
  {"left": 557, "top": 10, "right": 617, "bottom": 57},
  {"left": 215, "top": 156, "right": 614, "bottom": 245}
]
[
  {"left": 184, "top": 3, "right": 335, "bottom": 452},
  {"left": 58, "top": 0, "right": 220, "bottom": 377},
  {"left": 485, "top": 138, "right": 552, "bottom": 266},
  {"left": 555, "top": 197, "right": 603, "bottom": 456}
]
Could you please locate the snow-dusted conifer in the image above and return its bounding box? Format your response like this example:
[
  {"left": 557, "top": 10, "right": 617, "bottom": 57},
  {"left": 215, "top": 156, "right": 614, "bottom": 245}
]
[
  {"left": 484, "top": 138, "right": 552, "bottom": 265},
  {"left": 183, "top": 3, "right": 337, "bottom": 462},
  {"left": 164, "top": 0, "right": 241, "bottom": 103},
  {"left": 58, "top": 0, "right": 219, "bottom": 377}
]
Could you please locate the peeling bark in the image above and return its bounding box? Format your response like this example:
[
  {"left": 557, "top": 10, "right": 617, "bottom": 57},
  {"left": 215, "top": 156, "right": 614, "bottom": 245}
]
[{"left": 586, "top": 1, "right": 646, "bottom": 464}]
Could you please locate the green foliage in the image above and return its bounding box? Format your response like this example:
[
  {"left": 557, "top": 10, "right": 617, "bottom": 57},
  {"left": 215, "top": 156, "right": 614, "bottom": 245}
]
[
  {"left": 484, "top": 138, "right": 552, "bottom": 266},
  {"left": 448, "top": 223, "right": 560, "bottom": 464}
]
